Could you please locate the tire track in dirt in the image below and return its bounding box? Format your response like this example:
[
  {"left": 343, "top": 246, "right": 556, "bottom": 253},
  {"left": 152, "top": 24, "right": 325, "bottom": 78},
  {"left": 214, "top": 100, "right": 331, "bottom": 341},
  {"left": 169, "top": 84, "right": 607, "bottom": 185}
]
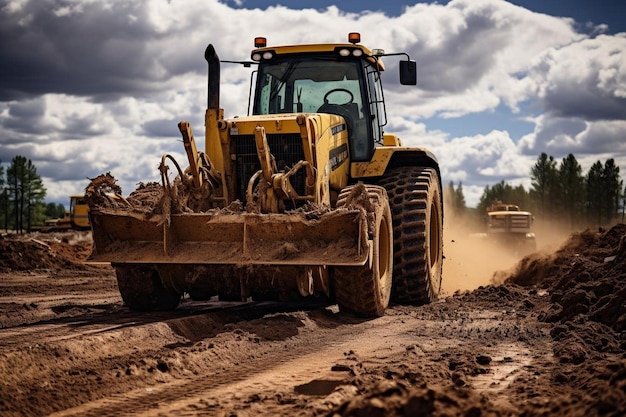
[
  {"left": 0, "top": 298, "right": 311, "bottom": 347},
  {"left": 47, "top": 306, "right": 546, "bottom": 417},
  {"left": 49, "top": 316, "right": 423, "bottom": 417}
]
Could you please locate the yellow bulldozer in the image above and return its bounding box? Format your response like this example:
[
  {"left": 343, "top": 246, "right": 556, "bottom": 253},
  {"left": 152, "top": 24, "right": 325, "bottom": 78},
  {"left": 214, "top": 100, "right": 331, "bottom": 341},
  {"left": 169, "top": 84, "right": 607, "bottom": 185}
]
[{"left": 87, "top": 33, "right": 443, "bottom": 317}]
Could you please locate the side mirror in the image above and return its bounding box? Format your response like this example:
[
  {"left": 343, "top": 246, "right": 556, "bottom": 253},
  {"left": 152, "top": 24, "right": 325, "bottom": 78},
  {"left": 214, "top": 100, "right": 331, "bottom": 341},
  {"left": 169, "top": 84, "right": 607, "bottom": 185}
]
[{"left": 399, "top": 60, "right": 417, "bottom": 86}]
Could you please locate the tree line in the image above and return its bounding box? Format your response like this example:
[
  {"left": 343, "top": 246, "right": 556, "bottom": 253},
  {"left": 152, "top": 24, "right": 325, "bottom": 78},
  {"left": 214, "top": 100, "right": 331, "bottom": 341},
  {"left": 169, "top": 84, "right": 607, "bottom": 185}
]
[
  {"left": 0, "top": 156, "right": 66, "bottom": 233},
  {"left": 447, "top": 152, "right": 625, "bottom": 229}
]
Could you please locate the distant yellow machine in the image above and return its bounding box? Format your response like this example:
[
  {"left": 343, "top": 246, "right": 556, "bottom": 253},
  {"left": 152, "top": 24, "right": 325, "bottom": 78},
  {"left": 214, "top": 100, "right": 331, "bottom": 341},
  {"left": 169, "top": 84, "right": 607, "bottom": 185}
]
[
  {"left": 40, "top": 195, "right": 90, "bottom": 232},
  {"left": 485, "top": 201, "right": 536, "bottom": 254},
  {"left": 87, "top": 33, "right": 444, "bottom": 317},
  {"left": 69, "top": 195, "right": 90, "bottom": 230}
]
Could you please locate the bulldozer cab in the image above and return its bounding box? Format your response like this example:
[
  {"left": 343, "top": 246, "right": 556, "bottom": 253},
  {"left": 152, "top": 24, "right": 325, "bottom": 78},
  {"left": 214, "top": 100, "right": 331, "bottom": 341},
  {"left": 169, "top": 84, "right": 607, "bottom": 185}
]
[{"left": 251, "top": 46, "right": 388, "bottom": 162}]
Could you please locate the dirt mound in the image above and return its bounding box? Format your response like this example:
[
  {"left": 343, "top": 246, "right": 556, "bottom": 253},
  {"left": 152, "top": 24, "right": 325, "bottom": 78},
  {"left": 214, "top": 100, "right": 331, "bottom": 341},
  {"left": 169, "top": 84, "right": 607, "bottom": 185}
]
[
  {"left": 0, "top": 232, "right": 93, "bottom": 273},
  {"left": 502, "top": 223, "right": 626, "bottom": 415},
  {"left": 506, "top": 223, "right": 626, "bottom": 333}
]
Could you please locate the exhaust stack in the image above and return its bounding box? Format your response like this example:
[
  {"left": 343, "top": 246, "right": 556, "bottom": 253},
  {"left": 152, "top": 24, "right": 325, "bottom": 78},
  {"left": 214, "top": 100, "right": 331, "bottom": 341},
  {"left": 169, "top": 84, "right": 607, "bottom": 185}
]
[{"left": 204, "top": 44, "right": 220, "bottom": 110}]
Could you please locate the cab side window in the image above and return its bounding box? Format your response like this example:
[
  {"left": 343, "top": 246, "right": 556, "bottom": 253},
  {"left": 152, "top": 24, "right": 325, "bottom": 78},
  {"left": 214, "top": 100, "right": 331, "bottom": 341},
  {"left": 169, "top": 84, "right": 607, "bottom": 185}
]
[{"left": 365, "top": 63, "right": 386, "bottom": 145}]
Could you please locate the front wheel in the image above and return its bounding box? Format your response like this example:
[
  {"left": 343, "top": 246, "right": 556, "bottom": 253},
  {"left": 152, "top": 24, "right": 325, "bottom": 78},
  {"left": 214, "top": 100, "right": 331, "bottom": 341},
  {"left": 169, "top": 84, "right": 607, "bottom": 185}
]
[
  {"left": 379, "top": 167, "right": 443, "bottom": 305},
  {"left": 115, "top": 264, "right": 182, "bottom": 311},
  {"left": 333, "top": 184, "right": 393, "bottom": 317}
]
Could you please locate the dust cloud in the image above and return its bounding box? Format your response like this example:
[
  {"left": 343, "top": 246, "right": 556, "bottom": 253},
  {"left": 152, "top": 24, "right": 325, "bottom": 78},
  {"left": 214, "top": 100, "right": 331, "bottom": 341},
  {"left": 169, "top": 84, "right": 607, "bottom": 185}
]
[{"left": 440, "top": 203, "right": 572, "bottom": 296}]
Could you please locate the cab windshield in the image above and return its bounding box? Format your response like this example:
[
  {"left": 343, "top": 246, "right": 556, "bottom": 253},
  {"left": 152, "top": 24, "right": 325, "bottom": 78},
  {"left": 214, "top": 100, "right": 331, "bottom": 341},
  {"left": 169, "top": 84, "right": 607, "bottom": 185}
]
[{"left": 253, "top": 57, "right": 363, "bottom": 116}]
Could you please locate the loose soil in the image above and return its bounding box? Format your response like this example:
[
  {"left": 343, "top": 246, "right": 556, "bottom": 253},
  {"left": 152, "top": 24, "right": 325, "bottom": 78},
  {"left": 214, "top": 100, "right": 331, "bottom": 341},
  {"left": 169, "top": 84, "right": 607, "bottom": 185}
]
[{"left": 0, "top": 223, "right": 624, "bottom": 416}]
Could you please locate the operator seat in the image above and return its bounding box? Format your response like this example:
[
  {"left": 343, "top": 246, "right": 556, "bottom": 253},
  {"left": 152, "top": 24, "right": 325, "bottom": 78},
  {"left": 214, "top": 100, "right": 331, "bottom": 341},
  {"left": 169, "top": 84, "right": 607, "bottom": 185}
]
[{"left": 317, "top": 103, "right": 357, "bottom": 137}]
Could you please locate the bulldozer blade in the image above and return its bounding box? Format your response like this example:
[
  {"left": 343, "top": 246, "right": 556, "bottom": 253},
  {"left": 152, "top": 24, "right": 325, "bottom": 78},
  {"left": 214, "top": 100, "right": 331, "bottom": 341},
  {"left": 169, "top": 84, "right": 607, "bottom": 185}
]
[{"left": 88, "top": 209, "right": 370, "bottom": 266}]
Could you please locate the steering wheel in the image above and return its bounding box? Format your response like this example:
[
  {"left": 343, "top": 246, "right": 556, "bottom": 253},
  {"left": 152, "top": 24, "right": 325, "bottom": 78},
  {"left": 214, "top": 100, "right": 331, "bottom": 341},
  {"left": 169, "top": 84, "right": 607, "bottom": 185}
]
[{"left": 323, "top": 88, "right": 354, "bottom": 105}]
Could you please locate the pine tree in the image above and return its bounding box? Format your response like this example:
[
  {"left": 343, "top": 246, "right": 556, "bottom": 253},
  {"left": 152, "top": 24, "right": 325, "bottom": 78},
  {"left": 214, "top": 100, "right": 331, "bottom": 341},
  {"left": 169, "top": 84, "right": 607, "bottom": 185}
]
[
  {"left": 6, "top": 156, "right": 47, "bottom": 233},
  {"left": 602, "top": 159, "right": 621, "bottom": 225},
  {"left": 455, "top": 182, "right": 466, "bottom": 212},
  {"left": 445, "top": 181, "right": 467, "bottom": 216},
  {"left": 446, "top": 181, "right": 455, "bottom": 209},
  {"left": 24, "top": 159, "right": 46, "bottom": 231},
  {"left": 45, "top": 202, "right": 66, "bottom": 219},
  {"left": 558, "top": 154, "right": 585, "bottom": 230},
  {"left": 586, "top": 161, "right": 604, "bottom": 227},
  {"left": 530, "top": 153, "right": 558, "bottom": 220}
]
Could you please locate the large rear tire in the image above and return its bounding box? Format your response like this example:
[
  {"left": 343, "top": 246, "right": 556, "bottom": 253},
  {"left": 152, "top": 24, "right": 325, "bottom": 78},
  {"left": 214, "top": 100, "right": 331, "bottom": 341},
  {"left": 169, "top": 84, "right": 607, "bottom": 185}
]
[
  {"left": 378, "top": 167, "right": 443, "bottom": 305},
  {"left": 115, "top": 264, "right": 182, "bottom": 311},
  {"left": 333, "top": 185, "right": 393, "bottom": 317}
]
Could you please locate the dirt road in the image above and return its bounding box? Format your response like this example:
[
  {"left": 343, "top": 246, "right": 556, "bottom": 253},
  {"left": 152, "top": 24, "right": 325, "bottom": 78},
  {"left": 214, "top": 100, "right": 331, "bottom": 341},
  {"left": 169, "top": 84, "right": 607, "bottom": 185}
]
[{"left": 0, "top": 226, "right": 624, "bottom": 416}]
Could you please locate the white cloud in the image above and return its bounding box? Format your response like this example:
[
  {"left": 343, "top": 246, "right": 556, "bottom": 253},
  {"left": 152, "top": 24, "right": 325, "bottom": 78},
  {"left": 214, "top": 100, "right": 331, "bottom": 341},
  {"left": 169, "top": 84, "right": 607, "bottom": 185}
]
[
  {"left": 529, "top": 33, "right": 626, "bottom": 120},
  {"left": 521, "top": 114, "right": 626, "bottom": 155}
]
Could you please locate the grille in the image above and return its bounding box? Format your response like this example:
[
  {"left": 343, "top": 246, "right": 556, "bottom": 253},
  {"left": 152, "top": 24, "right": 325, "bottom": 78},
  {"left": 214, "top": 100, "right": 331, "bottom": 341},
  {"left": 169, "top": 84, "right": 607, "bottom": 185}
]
[
  {"left": 491, "top": 214, "right": 531, "bottom": 229},
  {"left": 509, "top": 215, "right": 531, "bottom": 228},
  {"left": 233, "top": 133, "right": 306, "bottom": 207}
]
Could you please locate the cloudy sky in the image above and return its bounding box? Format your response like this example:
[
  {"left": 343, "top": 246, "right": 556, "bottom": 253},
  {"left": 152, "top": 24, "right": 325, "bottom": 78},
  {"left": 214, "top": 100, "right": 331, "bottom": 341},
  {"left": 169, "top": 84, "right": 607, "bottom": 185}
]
[{"left": 1, "top": 0, "right": 625, "bottom": 208}]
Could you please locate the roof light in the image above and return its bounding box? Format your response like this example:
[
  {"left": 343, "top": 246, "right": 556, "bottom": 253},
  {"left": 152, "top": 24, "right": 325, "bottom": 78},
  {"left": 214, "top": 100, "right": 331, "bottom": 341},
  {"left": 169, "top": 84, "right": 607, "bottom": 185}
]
[
  {"left": 252, "top": 50, "right": 274, "bottom": 61},
  {"left": 348, "top": 32, "right": 360, "bottom": 44},
  {"left": 338, "top": 48, "right": 351, "bottom": 57},
  {"left": 254, "top": 37, "right": 267, "bottom": 48},
  {"left": 352, "top": 49, "right": 363, "bottom": 57}
]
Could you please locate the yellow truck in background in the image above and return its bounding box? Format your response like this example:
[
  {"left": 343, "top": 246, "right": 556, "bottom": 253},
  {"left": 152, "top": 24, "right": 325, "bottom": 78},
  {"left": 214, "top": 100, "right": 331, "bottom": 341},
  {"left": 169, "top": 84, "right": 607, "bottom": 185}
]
[{"left": 485, "top": 201, "right": 536, "bottom": 254}]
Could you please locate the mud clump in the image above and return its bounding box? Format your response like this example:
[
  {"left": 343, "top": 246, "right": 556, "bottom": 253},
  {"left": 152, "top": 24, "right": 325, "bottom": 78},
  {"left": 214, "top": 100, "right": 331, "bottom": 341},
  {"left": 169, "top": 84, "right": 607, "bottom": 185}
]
[
  {"left": 85, "top": 173, "right": 240, "bottom": 217},
  {"left": 85, "top": 173, "right": 166, "bottom": 214},
  {"left": 83, "top": 172, "right": 125, "bottom": 209},
  {"left": 326, "top": 379, "right": 494, "bottom": 417}
]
